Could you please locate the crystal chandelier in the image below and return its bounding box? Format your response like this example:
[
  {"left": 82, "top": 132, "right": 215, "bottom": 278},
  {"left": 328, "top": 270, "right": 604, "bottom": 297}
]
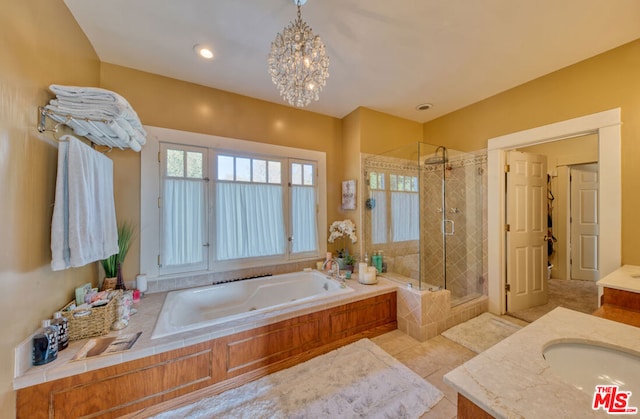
[{"left": 268, "top": 0, "right": 329, "bottom": 108}]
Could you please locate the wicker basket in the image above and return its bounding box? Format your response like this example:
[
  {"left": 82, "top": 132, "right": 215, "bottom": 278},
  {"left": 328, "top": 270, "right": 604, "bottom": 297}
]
[{"left": 61, "top": 290, "right": 121, "bottom": 341}]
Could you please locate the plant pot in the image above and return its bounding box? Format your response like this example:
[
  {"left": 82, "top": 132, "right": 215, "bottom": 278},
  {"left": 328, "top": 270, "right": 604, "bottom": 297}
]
[
  {"left": 336, "top": 258, "right": 353, "bottom": 272},
  {"left": 102, "top": 277, "right": 117, "bottom": 291},
  {"left": 344, "top": 264, "right": 354, "bottom": 273}
]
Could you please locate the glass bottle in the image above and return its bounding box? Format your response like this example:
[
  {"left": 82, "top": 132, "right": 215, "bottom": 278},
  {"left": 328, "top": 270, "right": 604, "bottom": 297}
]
[
  {"left": 52, "top": 311, "right": 69, "bottom": 351},
  {"left": 372, "top": 251, "right": 383, "bottom": 273}
]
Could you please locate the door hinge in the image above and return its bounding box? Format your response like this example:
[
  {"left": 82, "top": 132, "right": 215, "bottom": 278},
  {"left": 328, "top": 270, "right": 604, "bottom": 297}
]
[
  {"left": 504, "top": 164, "right": 510, "bottom": 173},
  {"left": 505, "top": 283, "right": 511, "bottom": 292},
  {"left": 157, "top": 254, "right": 161, "bottom": 267},
  {"left": 505, "top": 224, "right": 510, "bottom": 232},
  {"left": 158, "top": 197, "right": 161, "bottom": 208},
  {"left": 158, "top": 151, "right": 161, "bottom": 163}
]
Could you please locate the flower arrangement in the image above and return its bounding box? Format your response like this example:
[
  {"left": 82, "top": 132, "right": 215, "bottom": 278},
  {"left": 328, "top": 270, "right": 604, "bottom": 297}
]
[{"left": 328, "top": 219, "right": 357, "bottom": 258}]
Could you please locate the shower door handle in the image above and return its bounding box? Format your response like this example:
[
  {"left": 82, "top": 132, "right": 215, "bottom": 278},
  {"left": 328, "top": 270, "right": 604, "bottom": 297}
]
[{"left": 442, "top": 219, "right": 455, "bottom": 236}]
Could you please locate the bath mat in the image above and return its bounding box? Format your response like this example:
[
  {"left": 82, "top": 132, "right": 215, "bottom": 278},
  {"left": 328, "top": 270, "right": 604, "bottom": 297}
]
[
  {"left": 441, "top": 312, "right": 522, "bottom": 353},
  {"left": 151, "top": 338, "right": 443, "bottom": 419}
]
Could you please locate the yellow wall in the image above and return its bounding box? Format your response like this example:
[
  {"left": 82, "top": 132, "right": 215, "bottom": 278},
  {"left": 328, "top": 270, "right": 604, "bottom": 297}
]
[
  {"left": 99, "top": 64, "right": 344, "bottom": 280},
  {"left": 359, "top": 107, "right": 423, "bottom": 154},
  {"left": 339, "top": 108, "right": 363, "bottom": 256},
  {"left": 0, "top": 0, "right": 101, "bottom": 415},
  {"left": 424, "top": 39, "right": 640, "bottom": 264},
  {"left": 340, "top": 107, "right": 423, "bottom": 257}
]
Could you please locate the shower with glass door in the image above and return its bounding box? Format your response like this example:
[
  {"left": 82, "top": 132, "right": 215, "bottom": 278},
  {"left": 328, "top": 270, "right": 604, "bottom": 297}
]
[{"left": 363, "top": 142, "right": 486, "bottom": 306}]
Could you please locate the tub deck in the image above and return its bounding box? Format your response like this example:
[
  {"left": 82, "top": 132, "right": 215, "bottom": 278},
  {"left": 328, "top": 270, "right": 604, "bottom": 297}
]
[{"left": 14, "top": 274, "right": 398, "bottom": 418}]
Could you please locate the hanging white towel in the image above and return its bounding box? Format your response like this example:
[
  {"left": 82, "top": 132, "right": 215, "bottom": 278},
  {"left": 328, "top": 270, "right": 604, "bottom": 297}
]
[{"left": 51, "top": 136, "right": 119, "bottom": 271}]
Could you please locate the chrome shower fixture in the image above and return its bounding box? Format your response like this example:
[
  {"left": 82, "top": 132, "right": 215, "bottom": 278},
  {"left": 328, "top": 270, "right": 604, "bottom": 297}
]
[{"left": 424, "top": 146, "right": 448, "bottom": 165}]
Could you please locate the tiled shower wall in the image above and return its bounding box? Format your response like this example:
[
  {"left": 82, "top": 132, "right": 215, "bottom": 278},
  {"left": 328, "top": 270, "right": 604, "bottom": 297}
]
[{"left": 364, "top": 150, "right": 488, "bottom": 305}]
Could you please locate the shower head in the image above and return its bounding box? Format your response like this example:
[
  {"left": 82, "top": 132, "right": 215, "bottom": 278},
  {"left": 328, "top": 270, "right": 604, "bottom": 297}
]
[
  {"left": 424, "top": 156, "right": 445, "bottom": 165},
  {"left": 424, "top": 146, "right": 448, "bottom": 165}
]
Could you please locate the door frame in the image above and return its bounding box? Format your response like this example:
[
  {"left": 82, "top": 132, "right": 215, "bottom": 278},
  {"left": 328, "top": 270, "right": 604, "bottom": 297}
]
[{"left": 487, "top": 108, "right": 621, "bottom": 314}]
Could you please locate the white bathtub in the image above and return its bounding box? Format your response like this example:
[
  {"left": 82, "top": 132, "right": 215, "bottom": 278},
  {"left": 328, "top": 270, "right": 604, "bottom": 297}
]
[{"left": 152, "top": 270, "right": 354, "bottom": 339}]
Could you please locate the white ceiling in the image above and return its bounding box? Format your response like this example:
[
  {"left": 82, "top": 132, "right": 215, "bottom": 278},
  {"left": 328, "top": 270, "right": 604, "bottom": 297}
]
[{"left": 63, "top": 0, "right": 640, "bottom": 123}]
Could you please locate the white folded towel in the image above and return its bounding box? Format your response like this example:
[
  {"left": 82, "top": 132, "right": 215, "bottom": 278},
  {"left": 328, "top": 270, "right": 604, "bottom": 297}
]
[
  {"left": 49, "top": 84, "right": 130, "bottom": 104},
  {"left": 51, "top": 135, "right": 119, "bottom": 270},
  {"left": 45, "top": 84, "right": 146, "bottom": 151}
]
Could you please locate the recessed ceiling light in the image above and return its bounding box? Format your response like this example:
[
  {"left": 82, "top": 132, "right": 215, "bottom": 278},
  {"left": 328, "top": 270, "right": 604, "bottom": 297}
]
[
  {"left": 194, "top": 44, "right": 214, "bottom": 60},
  {"left": 415, "top": 103, "right": 433, "bottom": 111}
]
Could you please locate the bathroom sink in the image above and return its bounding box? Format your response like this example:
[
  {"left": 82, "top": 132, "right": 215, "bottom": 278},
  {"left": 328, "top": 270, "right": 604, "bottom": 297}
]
[{"left": 543, "top": 341, "right": 640, "bottom": 396}]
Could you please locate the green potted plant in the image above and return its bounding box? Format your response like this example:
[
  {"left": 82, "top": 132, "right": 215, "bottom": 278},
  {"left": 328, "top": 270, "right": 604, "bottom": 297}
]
[
  {"left": 101, "top": 222, "right": 135, "bottom": 290},
  {"left": 343, "top": 253, "right": 356, "bottom": 273}
]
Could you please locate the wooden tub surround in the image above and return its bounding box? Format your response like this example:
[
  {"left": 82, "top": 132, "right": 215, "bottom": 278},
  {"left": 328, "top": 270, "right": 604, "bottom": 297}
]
[{"left": 16, "top": 291, "right": 397, "bottom": 418}]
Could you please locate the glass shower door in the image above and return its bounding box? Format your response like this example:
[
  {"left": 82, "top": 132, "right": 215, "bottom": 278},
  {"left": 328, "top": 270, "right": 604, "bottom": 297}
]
[{"left": 442, "top": 148, "right": 485, "bottom": 305}]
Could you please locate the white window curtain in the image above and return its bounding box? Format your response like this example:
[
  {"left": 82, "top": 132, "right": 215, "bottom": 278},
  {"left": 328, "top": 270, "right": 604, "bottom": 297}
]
[
  {"left": 162, "top": 179, "right": 206, "bottom": 266},
  {"left": 371, "top": 190, "right": 387, "bottom": 244},
  {"left": 291, "top": 186, "right": 317, "bottom": 253},
  {"left": 391, "top": 191, "right": 419, "bottom": 242},
  {"left": 216, "top": 183, "right": 285, "bottom": 260}
]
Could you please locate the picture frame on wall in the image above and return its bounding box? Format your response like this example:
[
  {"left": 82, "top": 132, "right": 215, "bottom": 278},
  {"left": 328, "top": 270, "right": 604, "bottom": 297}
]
[{"left": 342, "top": 180, "right": 356, "bottom": 210}]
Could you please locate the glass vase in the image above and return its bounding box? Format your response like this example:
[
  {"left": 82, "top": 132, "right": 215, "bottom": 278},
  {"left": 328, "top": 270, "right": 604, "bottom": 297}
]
[{"left": 115, "top": 263, "right": 127, "bottom": 290}]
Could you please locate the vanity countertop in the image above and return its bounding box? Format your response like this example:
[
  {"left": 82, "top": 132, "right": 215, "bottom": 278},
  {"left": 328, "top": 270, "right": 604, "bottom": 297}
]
[
  {"left": 444, "top": 307, "right": 640, "bottom": 418},
  {"left": 597, "top": 265, "right": 640, "bottom": 294},
  {"left": 14, "top": 274, "right": 397, "bottom": 390}
]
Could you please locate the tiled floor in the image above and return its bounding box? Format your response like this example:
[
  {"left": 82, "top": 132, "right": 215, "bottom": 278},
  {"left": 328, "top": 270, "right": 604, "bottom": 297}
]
[
  {"left": 371, "top": 280, "right": 597, "bottom": 418},
  {"left": 371, "top": 315, "right": 529, "bottom": 419}
]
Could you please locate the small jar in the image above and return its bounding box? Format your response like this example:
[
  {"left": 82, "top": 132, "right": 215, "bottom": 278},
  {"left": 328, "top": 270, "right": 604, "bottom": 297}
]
[{"left": 32, "top": 320, "right": 58, "bottom": 366}]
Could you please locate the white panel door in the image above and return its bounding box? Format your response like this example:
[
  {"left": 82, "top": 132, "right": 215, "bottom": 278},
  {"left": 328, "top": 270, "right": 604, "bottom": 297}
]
[
  {"left": 570, "top": 163, "right": 599, "bottom": 281},
  {"left": 506, "top": 151, "right": 549, "bottom": 312}
]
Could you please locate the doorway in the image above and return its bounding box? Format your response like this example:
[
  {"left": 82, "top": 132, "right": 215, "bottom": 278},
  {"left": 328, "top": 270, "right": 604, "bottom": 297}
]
[
  {"left": 486, "top": 109, "right": 621, "bottom": 315},
  {"left": 515, "top": 134, "right": 599, "bottom": 284}
]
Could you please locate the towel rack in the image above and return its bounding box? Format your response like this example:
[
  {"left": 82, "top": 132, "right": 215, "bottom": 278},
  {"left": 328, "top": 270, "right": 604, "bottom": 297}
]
[
  {"left": 38, "top": 106, "right": 115, "bottom": 148},
  {"left": 37, "top": 106, "right": 144, "bottom": 151}
]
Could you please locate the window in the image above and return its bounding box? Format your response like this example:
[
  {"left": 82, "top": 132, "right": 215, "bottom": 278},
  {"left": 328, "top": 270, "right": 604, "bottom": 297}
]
[
  {"left": 290, "top": 161, "right": 317, "bottom": 255},
  {"left": 369, "top": 171, "right": 419, "bottom": 244},
  {"left": 161, "top": 144, "right": 208, "bottom": 272},
  {"left": 215, "top": 154, "right": 286, "bottom": 261},
  {"left": 142, "top": 128, "right": 326, "bottom": 278},
  {"left": 390, "top": 174, "right": 419, "bottom": 242}
]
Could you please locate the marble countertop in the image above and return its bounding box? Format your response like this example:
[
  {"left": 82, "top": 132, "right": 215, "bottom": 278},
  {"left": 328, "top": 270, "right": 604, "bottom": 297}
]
[
  {"left": 14, "top": 274, "right": 397, "bottom": 390},
  {"left": 444, "top": 307, "right": 640, "bottom": 418},
  {"left": 597, "top": 265, "right": 640, "bottom": 294}
]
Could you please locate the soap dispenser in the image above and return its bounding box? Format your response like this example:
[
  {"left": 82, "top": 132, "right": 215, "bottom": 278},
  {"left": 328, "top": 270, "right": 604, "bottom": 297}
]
[
  {"left": 32, "top": 319, "right": 58, "bottom": 366},
  {"left": 51, "top": 311, "right": 69, "bottom": 351}
]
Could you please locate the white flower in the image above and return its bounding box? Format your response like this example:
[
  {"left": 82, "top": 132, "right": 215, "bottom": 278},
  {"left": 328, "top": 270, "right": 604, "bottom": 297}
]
[{"left": 328, "top": 219, "right": 357, "bottom": 244}]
